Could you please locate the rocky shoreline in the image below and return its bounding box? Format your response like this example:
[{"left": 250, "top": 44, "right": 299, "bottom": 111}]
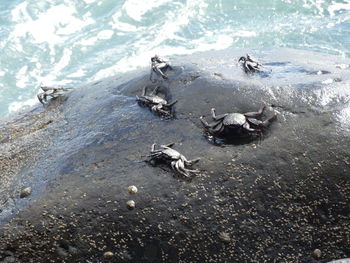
[{"left": 0, "top": 48, "right": 349, "bottom": 262}]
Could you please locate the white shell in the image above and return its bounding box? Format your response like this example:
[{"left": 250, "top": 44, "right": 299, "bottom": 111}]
[
  {"left": 126, "top": 200, "right": 135, "bottom": 209},
  {"left": 103, "top": 251, "right": 114, "bottom": 259},
  {"left": 20, "top": 187, "right": 32, "bottom": 198},
  {"left": 128, "top": 185, "right": 138, "bottom": 194},
  {"left": 313, "top": 249, "right": 321, "bottom": 259}
]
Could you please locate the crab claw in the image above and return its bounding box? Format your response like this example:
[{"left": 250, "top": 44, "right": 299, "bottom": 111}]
[{"left": 238, "top": 56, "right": 245, "bottom": 62}]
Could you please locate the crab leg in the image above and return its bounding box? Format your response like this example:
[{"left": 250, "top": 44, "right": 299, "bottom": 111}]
[
  {"left": 151, "top": 143, "right": 157, "bottom": 152},
  {"left": 175, "top": 160, "right": 191, "bottom": 177},
  {"left": 136, "top": 96, "right": 150, "bottom": 104},
  {"left": 40, "top": 86, "right": 56, "bottom": 92},
  {"left": 149, "top": 149, "right": 163, "bottom": 154},
  {"left": 153, "top": 64, "right": 168, "bottom": 79},
  {"left": 151, "top": 86, "right": 160, "bottom": 95},
  {"left": 246, "top": 54, "right": 261, "bottom": 66},
  {"left": 242, "top": 122, "right": 257, "bottom": 132},
  {"left": 161, "top": 143, "right": 175, "bottom": 148},
  {"left": 142, "top": 86, "right": 148, "bottom": 96},
  {"left": 200, "top": 116, "right": 221, "bottom": 128},
  {"left": 211, "top": 108, "right": 228, "bottom": 121},
  {"left": 185, "top": 158, "right": 200, "bottom": 166},
  {"left": 247, "top": 112, "right": 277, "bottom": 127},
  {"left": 164, "top": 100, "right": 178, "bottom": 107},
  {"left": 244, "top": 105, "right": 266, "bottom": 118},
  {"left": 41, "top": 86, "right": 70, "bottom": 92},
  {"left": 37, "top": 94, "right": 46, "bottom": 104},
  {"left": 170, "top": 160, "right": 177, "bottom": 170},
  {"left": 211, "top": 122, "right": 224, "bottom": 133},
  {"left": 151, "top": 105, "right": 169, "bottom": 115},
  {"left": 178, "top": 160, "right": 199, "bottom": 177},
  {"left": 150, "top": 67, "right": 154, "bottom": 81},
  {"left": 147, "top": 153, "right": 162, "bottom": 159}
]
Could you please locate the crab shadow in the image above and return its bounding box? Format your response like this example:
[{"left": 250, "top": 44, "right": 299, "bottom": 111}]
[
  {"left": 202, "top": 130, "right": 271, "bottom": 147},
  {"left": 41, "top": 95, "right": 69, "bottom": 108}
]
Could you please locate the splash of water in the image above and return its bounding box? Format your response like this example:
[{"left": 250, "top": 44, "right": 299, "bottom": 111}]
[{"left": 0, "top": 0, "right": 350, "bottom": 116}]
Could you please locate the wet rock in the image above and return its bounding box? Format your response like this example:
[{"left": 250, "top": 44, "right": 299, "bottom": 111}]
[
  {"left": 0, "top": 48, "right": 349, "bottom": 262},
  {"left": 56, "top": 247, "right": 68, "bottom": 258},
  {"left": 328, "top": 259, "right": 350, "bottom": 263},
  {"left": 1, "top": 257, "right": 15, "bottom": 263}
]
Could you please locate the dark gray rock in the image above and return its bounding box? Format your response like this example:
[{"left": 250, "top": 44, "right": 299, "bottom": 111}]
[
  {"left": 0, "top": 48, "right": 349, "bottom": 262},
  {"left": 328, "top": 259, "right": 350, "bottom": 263}
]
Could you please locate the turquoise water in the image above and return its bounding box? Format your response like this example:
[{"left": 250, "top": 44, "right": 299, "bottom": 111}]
[{"left": 1, "top": 0, "right": 350, "bottom": 117}]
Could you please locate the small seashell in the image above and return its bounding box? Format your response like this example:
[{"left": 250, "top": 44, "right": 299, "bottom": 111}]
[
  {"left": 103, "top": 251, "right": 114, "bottom": 259},
  {"left": 312, "top": 248, "right": 321, "bottom": 259},
  {"left": 219, "top": 231, "right": 231, "bottom": 243},
  {"left": 20, "top": 187, "right": 32, "bottom": 198},
  {"left": 126, "top": 200, "right": 135, "bottom": 210},
  {"left": 128, "top": 185, "right": 138, "bottom": 194}
]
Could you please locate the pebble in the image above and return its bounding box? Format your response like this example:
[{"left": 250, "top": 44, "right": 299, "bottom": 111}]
[
  {"left": 313, "top": 248, "right": 321, "bottom": 259},
  {"left": 126, "top": 200, "right": 135, "bottom": 210},
  {"left": 103, "top": 251, "right": 114, "bottom": 259},
  {"left": 3, "top": 256, "right": 16, "bottom": 263},
  {"left": 128, "top": 185, "right": 138, "bottom": 194},
  {"left": 219, "top": 231, "right": 231, "bottom": 243},
  {"left": 20, "top": 187, "right": 32, "bottom": 198}
]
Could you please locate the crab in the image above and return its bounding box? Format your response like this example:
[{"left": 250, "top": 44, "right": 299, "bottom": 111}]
[
  {"left": 238, "top": 54, "right": 262, "bottom": 74},
  {"left": 37, "top": 85, "right": 71, "bottom": 105},
  {"left": 136, "top": 86, "right": 177, "bottom": 117},
  {"left": 150, "top": 55, "right": 172, "bottom": 81},
  {"left": 200, "top": 104, "right": 277, "bottom": 139},
  {"left": 147, "top": 143, "right": 200, "bottom": 177}
]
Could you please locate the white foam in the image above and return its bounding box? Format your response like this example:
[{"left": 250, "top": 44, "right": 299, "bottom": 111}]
[
  {"left": 83, "top": 0, "right": 96, "bottom": 4},
  {"left": 336, "top": 64, "right": 350, "bottom": 69},
  {"left": 93, "top": 33, "right": 233, "bottom": 81},
  {"left": 8, "top": 98, "right": 38, "bottom": 113},
  {"left": 190, "top": 34, "right": 233, "bottom": 52},
  {"left": 11, "top": 3, "right": 94, "bottom": 44},
  {"left": 338, "top": 106, "right": 350, "bottom": 131},
  {"left": 322, "top": 78, "right": 333, "bottom": 84},
  {"left": 67, "top": 69, "right": 86, "bottom": 78},
  {"left": 53, "top": 48, "right": 72, "bottom": 73},
  {"left": 234, "top": 30, "right": 257, "bottom": 37},
  {"left": 16, "top": 65, "right": 30, "bottom": 89},
  {"left": 97, "top": 30, "right": 114, "bottom": 40},
  {"left": 79, "top": 36, "right": 98, "bottom": 47},
  {"left": 122, "top": 0, "right": 172, "bottom": 21},
  {"left": 328, "top": 2, "right": 350, "bottom": 17},
  {"left": 111, "top": 12, "right": 139, "bottom": 32}
]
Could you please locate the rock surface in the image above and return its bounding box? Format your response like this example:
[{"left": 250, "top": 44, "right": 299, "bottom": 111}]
[{"left": 0, "top": 48, "right": 349, "bottom": 262}]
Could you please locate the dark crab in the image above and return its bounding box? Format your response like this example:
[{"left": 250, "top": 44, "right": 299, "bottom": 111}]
[
  {"left": 37, "top": 85, "right": 71, "bottom": 105},
  {"left": 136, "top": 86, "right": 177, "bottom": 117},
  {"left": 238, "top": 54, "right": 262, "bottom": 74},
  {"left": 147, "top": 143, "right": 200, "bottom": 178},
  {"left": 150, "top": 55, "right": 172, "bottom": 81},
  {"left": 200, "top": 105, "right": 277, "bottom": 140}
]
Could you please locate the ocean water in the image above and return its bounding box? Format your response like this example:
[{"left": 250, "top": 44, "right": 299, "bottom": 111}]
[{"left": 0, "top": 0, "right": 350, "bottom": 117}]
